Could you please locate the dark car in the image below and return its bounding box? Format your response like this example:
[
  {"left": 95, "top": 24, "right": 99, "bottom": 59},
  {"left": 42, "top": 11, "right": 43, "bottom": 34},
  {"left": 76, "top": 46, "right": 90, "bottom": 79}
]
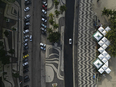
[
  {"left": 24, "top": 19, "right": 30, "bottom": 23},
  {"left": 24, "top": 78, "right": 30, "bottom": 83},
  {"left": 23, "top": 65, "right": 29, "bottom": 69},
  {"left": 23, "top": 58, "right": 28, "bottom": 63},
  {"left": 41, "top": 14, "right": 47, "bottom": 19},
  {"left": 25, "top": 0, "right": 31, "bottom": 6},
  {"left": 24, "top": 46, "right": 29, "bottom": 50},
  {"left": 24, "top": 75, "right": 29, "bottom": 79},
  {"left": 24, "top": 85, "right": 29, "bottom": 87},
  {"left": 23, "top": 51, "right": 28, "bottom": 55},
  {"left": 23, "top": 69, "right": 29, "bottom": 73},
  {"left": 24, "top": 25, "right": 29, "bottom": 30}
]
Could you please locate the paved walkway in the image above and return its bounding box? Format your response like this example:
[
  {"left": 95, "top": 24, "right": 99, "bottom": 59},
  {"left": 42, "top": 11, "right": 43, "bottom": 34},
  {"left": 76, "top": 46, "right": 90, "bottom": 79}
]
[
  {"left": 75, "top": 0, "right": 97, "bottom": 87},
  {"left": 93, "top": 0, "right": 116, "bottom": 87}
]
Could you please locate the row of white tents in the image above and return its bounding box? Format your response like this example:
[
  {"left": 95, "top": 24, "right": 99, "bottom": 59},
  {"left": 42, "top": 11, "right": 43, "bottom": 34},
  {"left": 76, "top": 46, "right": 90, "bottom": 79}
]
[{"left": 93, "top": 26, "right": 111, "bottom": 74}]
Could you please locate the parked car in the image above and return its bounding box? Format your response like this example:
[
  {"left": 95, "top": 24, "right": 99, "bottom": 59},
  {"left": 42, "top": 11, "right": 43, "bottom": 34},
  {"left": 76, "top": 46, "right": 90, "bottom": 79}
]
[
  {"left": 24, "top": 43, "right": 28, "bottom": 47},
  {"left": 24, "top": 46, "right": 29, "bottom": 50},
  {"left": 42, "top": 18, "right": 47, "bottom": 23},
  {"left": 41, "top": 23, "right": 47, "bottom": 28},
  {"left": 69, "top": 38, "right": 72, "bottom": 44},
  {"left": 24, "top": 85, "right": 29, "bottom": 87},
  {"left": 41, "top": 27, "right": 46, "bottom": 34},
  {"left": 42, "top": 5, "right": 47, "bottom": 10},
  {"left": 23, "top": 65, "right": 29, "bottom": 69},
  {"left": 40, "top": 43, "right": 46, "bottom": 50},
  {"left": 23, "top": 51, "right": 28, "bottom": 55},
  {"left": 25, "top": 0, "right": 31, "bottom": 5},
  {"left": 25, "top": 22, "right": 30, "bottom": 26},
  {"left": 41, "top": 14, "right": 47, "bottom": 19},
  {"left": 24, "top": 25, "right": 29, "bottom": 30},
  {"left": 23, "top": 30, "right": 29, "bottom": 34},
  {"left": 24, "top": 19, "right": 30, "bottom": 22},
  {"left": 25, "top": 14, "right": 31, "bottom": 19},
  {"left": 30, "top": 35, "right": 32, "bottom": 41},
  {"left": 24, "top": 75, "right": 29, "bottom": 79},
  {"left": 42, "top": 9, "right": 47, "bottom": 14},
  {"left": 23, "top": 54, "right": 29, "bottom": 58},
  {"left": 24, "top": 35, "right": 29, "bottom": 39},
  {"left": 23, "top": 58, "right": 28, "bottom": 63},
  {"left": 24, "top": 7, "right": 30, "bottom": 12},
  {"left": 23, "top": 62, "right": 28, "bottom": 66},
  {"left": 42, "top": 1, "right": 47, "bottom": 7},
  {"left": 24, "top": 78, "right": 30, "bottom": 83},
  {"left": 23, "top": 69, "right": 29, "bottom": 74}
]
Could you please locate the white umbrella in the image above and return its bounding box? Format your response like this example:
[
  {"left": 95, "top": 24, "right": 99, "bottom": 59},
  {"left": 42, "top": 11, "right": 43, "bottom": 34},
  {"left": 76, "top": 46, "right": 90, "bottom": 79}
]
[
  {"left": 105, "top": 54, "right": 111, "bottom": 60},
  {"left": 102, "top": 44, "right": 108, "bottom": 50},
  {"left": 102, "top": 50, "right": 108, "bottom": 56},
  {"left": 98, "top": 40, "right": 104, "bottom": 46},
  {"left": 98, "top": 47, "right": 104, "bottom": 53},
  {"left": 102, "top": 58, "right": 107, "bottom": 63},
  {"left": 102, "top": 37, "right": 108, "bottom": 42},
  {"left": 93, "top": 59, "right": 103, "bottom": 69},
  {"left": 93, "top": 31, "right": 103, "bottom": 41},
  {"left": 105, "top": 68, "right": 111, "bottom": 74},
  {"left": 105, "top": 26, "right": 111, "bottom": 32},
  {"left": 98, "top": 68, "right": 104, "bottom": 74},
  {"left": 105, "top": 61, "right": 108, "bottom": 67},
  {"left": 102, "top": 64, "right": 108, "bottom": 70},
  {"left": 98, "top": 54, "right": 104, "bottom": 60},
  {"left": 105, "top": 40, "right": 110, "bottom": 46},
  {"left": 102, "top": 30, "right": 107, "bottom": 36},
  {"left": 98, "top": 26, "right": 104, "bottom": 33}
]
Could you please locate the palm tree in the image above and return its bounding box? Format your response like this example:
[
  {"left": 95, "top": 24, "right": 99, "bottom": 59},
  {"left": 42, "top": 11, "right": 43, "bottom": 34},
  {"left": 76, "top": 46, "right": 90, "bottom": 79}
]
[
  {"left": 4, "top": 30, "right": 9, "bottom": 37},
  {"left": 49, "top": 13, "right": 54, "bottom": 19},
  {"left": 53, "top": 23, "right": 59, "bottom": 29},
  {"left": 54, "top": 0, "right": 59, "bottom": 9},
  {"left": 55, "top": 10, "right": 60, "bottom": 17},
  {"left": 49, "top": 19, "right": 54, "bottom": 25},
  {"left": 47, "top": 28, "right": 53, "bottom": 33},
  {"left": 60, "top": 5, "right": 66, "bottom": 13}
]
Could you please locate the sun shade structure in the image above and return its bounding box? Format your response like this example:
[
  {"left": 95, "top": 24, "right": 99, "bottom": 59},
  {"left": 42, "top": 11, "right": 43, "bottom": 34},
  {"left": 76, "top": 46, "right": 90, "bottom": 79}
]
[
  {"left": 105, "top": 68, "right": 111, "bottom": 74},
  {"left": 102, "top": 64, "right": 108, "bottom": 70},
  {"left": 98, "top": 47, "right": 104, "bottom": 53},
  {"left": 102, "top": 58, "right": 107, "bottom": 63},
  {"left": 101, "top": 37, "right": 108, "bottom": 42},
  {"left": 98, "top": 54, "right": 104, "bottom": 60},
  {"left": 102, "top": 50, "right": 108, "bottom": 57},
  {"left": 93, "top": 31, "right": 103, "bottom": 41},
  {"left": 102, "top": 44, "right": 108, "bottom": 50},
  {"left": 102, "top": 30, "right": 107, "bottom": 36},
  {"left": 98, "top": 68, "right": 104, "bottom": 74},
  {"left": 105, "top": 54, "right": 111, "bottom": 60},
  {"left": 98, "top": 40, "right": 104, "bottom": 46},
  {"left": 105, "top": 61, "right": 108, "bottom": 66},
  {"left": 98, "top": 26, "right": 104, "bottom": 33},
  {"left": 105, "top": 26, "right": 111, "bottom": 32},
  {"left": 93, "top": 59, "right": 103, "bottom": 69}
]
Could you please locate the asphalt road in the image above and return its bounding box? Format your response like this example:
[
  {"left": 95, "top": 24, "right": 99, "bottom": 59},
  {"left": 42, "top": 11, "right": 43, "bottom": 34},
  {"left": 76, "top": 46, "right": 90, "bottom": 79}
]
[
  {"left": 31, "top": 0, "right": 41, "bottom": 87},
  {"left": 64, "top": 0, "right": 75, "bottom": 87}
]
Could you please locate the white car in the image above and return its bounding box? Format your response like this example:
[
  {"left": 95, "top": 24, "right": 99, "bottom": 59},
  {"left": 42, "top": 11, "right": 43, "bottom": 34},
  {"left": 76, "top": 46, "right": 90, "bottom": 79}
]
[
  {"left": 42, "top": 18, "right": 47, "bottom": 22},
  {"left": 25, "top": 22, "right": 30, "bottom": 25},
  {"left": 30, "top": 35, "right": 32, "bottom": 41},
  {"left": 25, "top": 14, "right": 31, "bottom": 19},
  {"left": 69, "top": 38, "right": 72, "bottom": 44},
  {"left": 24, "top": 7, "right": 30, "bottom": 12},
  {"left": 24, "top": 35, "right": 29, "bottom": 39},
  {"left": 42, "top": 1, "right": 47, "bottom": 6},
  {"left": 40, "top": 43, "right": 46, "bottom": 50},
  {"left": 42, "top": 9, "right": 47, "bottom": 14},
  {"left": 24, "top": 39, "right": 28, "bottom": 42},
  {"left": 24, "top": 43, "right": 28, "bottom": 46},
  {"left": 23, "top": 30, "right": 29, "bottom": 34},
  {"left": 23, "top": 62, "right": 28, "bottom": 66}
]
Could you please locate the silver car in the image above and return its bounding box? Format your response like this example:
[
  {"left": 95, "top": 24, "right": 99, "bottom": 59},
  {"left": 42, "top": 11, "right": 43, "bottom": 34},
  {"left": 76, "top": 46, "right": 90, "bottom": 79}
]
[
  {"left": 24, "top": 35, "right": 29, "bottom": 39},
  {"left": 23, "top": 30, "right": 29, "bottom": 34},
  {"left": 25, "top": 14, "right": 31, "bottom": 19},
  {"left": 23, "top": 62, "right": 28, "bottom": 66},
  {"left": 30, "top": 35, "right": 32, "bottom": 41},
  {"left": 24, "top": 7, "right": 30, "bottom": 12},
  {"left": 42, "top": 9, "right": 47, "bottom": 14},
  {"left": 25, "top": 22, "right": 30, "bottom": 25}
]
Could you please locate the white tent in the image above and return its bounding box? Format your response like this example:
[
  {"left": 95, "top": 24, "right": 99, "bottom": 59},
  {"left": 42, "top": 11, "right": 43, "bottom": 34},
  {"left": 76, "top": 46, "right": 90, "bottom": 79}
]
[
  {"left": 98, "top": 40, "right": 104, "bottom": 46},
  {"left": 98, "top": 47, "right": 104, "bottom": 53},
  {"left": 102, "top": 58, "right": 107, "bottom": 63},
  {"left": 93, "top": 31, "right": 103, "bottom": 41},
  {"left": 105, "top": 54, "right": 111, "bottom": 60},
  {"left": 98, "top": 26, "right": 104, "bottom": 33},
  {"left": 98, "top": 68, "right": 104, "bottom": 74},
  {"left": 105, "top": 68, "right": 111, "bottom": 74},
  {"left": 98, "top": 54, "right": 104, "bottom": 60},
  {"left": 102, "top": 50, "right": 108, "bottom": 56},
  {"left": 105, "top": 26, "right": 111, "bottom": 32},
  {"left": 102, "top": 30, "right": 107, "bottom": 36},
  {"left": 105, "top": 61, "right": 108, "bottom": 67},
  {"left": 102, "top": 44, "right": 108, "bottom": 50},
  {"left": 102, "top": 64, "right": 108, "bottom": 70},
  {"left": 102, "top": 37, "right": 108, "bottom": 42},
  {"left": 105, "top": 40, "right": 110, "bottom": 46},
  {"left": 93, "top": 59, "right": 103, "bottom": 69}
]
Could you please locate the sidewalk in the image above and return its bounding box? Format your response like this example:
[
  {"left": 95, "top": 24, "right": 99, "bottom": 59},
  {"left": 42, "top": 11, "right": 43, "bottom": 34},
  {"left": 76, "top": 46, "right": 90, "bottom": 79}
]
[{"left": 92, "top": 0, "right": 116, "bottom": 87}]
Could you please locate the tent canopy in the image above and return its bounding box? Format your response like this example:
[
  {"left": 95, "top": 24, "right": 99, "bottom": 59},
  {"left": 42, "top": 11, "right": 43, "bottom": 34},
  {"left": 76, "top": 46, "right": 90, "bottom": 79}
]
[
  {"left": 93, "top": 59, "right": 103, "bottom": 69},
  {"left": 93, "top": 31, "right": 103, "bottom": 41}
]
